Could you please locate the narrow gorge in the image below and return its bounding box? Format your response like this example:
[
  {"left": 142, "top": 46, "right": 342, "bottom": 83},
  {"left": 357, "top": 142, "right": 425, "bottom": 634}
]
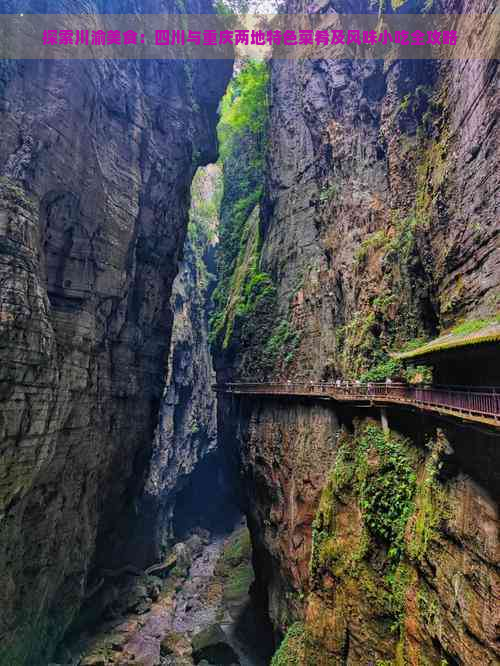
[{"left": 0, "top": 1, "right": 498, "bottom": 665}]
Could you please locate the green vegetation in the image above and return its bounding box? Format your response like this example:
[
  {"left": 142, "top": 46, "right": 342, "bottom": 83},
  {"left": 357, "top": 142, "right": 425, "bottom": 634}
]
[
  {"left": 217, "top": 527, "right": 252, "bottom": 573},
  {"left": 404, "top": 364, "right": 433, "bottom": 384},
  {"left": 215, "top": 528, "right": 255, "bottom": 604},
  {"left": 318, "top": 183, "right": 339, "bottom": 203},
  {"left": 355, "top": 230, "right": 387, "bottom": 265},
  {"left": 385, "top": 562, "right": 414, "bottom": 631},
  {"left": 400, "top": 337, "right": 430, "bottom": 352},
  {"left": 395, "top": 313, "right": 500, "bottom": 360},
  {"left": 209, "top": 60, "right": 301, "bottom": 374},
  {"left": 265, "top": 319, "right": 301, "bottom": 366},
  {"left": 449, "top": 314, "right": 500, "bottom": 336},
  {"left": 307, "top": 421, "right": 454, "bottom": 656},
  {"left": 397, "top": 86, "right": 441, "bottom": 144},
  {"left": 186, "top": 165, "right": 222, "bottom": 293},
  {"left": 188, "top": 172, "right": 221, "bottom": 245},
  {"left": 217, "top": 60, "right": 269, "bottom": 165},
  {"left": 224, "top": 562, "right": 254, "bottom": 602},
  {"left": 357, "top": 426, "right": 417, "bottom": 561},
  {"left": 0, "top": 176, "right": 37, "bottom": 213},
  {"left": 189, "top": 420, "right": 200, "bottom": 434},
  {"left": 359, "top": 352, "right": 433, "bottom": 384},
  {"left": 343, "top": 209, "right": 437, "bottom": 378},
  {"left": 398, "top": 86, "right": 432, "bottom": 114},
  {"left": 210, "top": 61, "right": 271, "bottom": 359},
  {"left": 417, "top": 584, "right": 441, "bottom": 634},
  {"left": 385, "top": 215, "right": 421, "bottom": 263},
  {"left": 335, "top": 311, "right": 379, "bottom": 379},
  {"left": 359, "top": 357, "right": 403, "bottom": 382},
  {"left": 210, "top": 205, "right": 275, "bottom": 351},
  {"left": 271, "top": 623, "right": 306, "bottom": 666},
  {"left": 311, "top": 424, "right": 417, "bottom": 581},
  {"left": 408, "top": 434, "right": 450, "bottom": 562}
]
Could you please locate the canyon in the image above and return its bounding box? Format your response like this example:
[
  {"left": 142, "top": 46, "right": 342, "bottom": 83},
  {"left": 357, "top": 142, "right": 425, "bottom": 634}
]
[
  {"left": 0, "top": 0, "right": 499, "bottom": 665},
  {"left": 213, "top": 1, "right": 499, "bottom": 664},
  {"left": 0, "top": 0, "right": 231, "bottom": 662}
]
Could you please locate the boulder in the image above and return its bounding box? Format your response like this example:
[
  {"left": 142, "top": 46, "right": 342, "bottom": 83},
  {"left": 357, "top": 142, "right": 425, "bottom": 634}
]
[
  {"left": 79, "top": 655, "right": 107, "bottom": 666},
  {"left": 160, "top": 630, "right": 193, "bottom": 659},
  {"left": 191, "top": 624, "right": 239, "bottom": 665}
]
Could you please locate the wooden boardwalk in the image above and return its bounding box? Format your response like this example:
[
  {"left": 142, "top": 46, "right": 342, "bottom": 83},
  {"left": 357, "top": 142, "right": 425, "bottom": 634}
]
[{"left": 216, "top": 382, "right": 500, "bottom": 429}]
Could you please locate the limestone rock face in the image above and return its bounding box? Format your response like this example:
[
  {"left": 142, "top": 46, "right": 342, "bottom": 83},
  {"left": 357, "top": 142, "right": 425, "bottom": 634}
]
[
  {"left": 0, "top": 1, "right": 232, "bottom": 662},
  {"left": 226, "top": 0, "right": 499, "bottom": 381},
  {"left": 225, "top": 399, "right": 499, "bottom": 665},
  {"left": 222, "top": 398, "right": 339, "bottom": 628},
  {"left": 136, "top": 163, "right": 240, "bottom": 562},
  {"left": 216, "top": 0, "right": 499, "bottom": 663},
  {"left": 140, "top": 230, "right": 219, "bottom": 558}
]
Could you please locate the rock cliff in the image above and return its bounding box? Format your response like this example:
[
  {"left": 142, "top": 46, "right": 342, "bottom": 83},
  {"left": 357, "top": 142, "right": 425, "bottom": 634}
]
[
  {"left": 216, "top": 0, "right": 499, "bottom": 382},
  {"left": 138, "top": 164, "right": 239, "bottom": 563},
  {"left": 214, "top": 1, "right": 499, "bottom": 664},
  {"left": 223, "top": 399, "right": 499, "bottom": 664},
  {"left": 0, "top": 1, "right": 232, "bottom": 662}
]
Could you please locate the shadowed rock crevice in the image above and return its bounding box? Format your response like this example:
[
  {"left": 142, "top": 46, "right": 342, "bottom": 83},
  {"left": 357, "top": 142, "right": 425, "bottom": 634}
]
[{"left": 0, "top": 1, "right": 232, "bottom": 661}]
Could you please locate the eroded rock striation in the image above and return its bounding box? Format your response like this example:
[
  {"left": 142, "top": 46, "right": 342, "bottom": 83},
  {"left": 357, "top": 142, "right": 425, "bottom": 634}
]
[
  {"left": 0, "top": 1, "right": 232, "bottom": 662},
  {"left": 216, "top": 0, "right": 499, "bottom": 382},
  {"left": 138, "top": 164, "right": 239, "bottom": 562},
  {"left": 215, "top": 0, "right": 499, "bottom": 664}
]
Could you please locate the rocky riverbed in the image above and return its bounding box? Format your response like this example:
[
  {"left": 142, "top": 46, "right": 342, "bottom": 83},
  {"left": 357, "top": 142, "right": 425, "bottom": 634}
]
[{"left": 58, "top": 525, "right": 272, "bottom": 666}]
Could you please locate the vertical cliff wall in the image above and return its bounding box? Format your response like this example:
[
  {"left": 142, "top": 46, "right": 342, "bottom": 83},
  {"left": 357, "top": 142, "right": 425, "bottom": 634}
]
[
  {"left": 215, "top": 0, "right": 498, "bottom": 382},
  {"left": 215, "top": 1, "right": 499, "bottom": 664},
  {"left": 0, "top": 2, "right": 232, "bottom": 662},
  {"left": 137, "top": 164, "right": 239, "bottom": 561},
  {"left": 223, "top": 398, "right": 499, "bottom": 665}
]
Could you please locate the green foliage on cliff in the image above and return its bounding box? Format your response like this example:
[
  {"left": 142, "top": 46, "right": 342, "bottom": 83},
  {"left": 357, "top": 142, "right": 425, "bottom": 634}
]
[
  {"left": 416, "top": 584, "right": 441, "bottom": 637},
  {"left": 216, "top": 527, "right": 252, "bottom": 573},
  {"left": 210, "top": 204, "right": 276, "bottom": 351},
  {"left": 359, "top": 357, "right": 403, "bottom": 382},
  {"left": 271, "top": 623, "right": 307, "bottom": 666},
  {"left": 188, "top": 172, "right": 222, "bottom": 245},
  {"left": 218, "top": 60, "right": 269, "bottom": 165},
  {"left": 215, "top": 59, "right": 269, "bottom": 281},
  {"left": 404, "top": 363, "right": 433, "bottom": 384},
  {"left": 307, "top": 422, "right": 451, "bottom": 658},
  {"left": 224, "top": 562, "right": 254, "bottom": 602},
  {"left": 407, "top": 433, "right": 450, "bottom": 563},
  {"left": 358, "top": 426, "right": 417, "bottom": 561},
  {"left": 210, "top": 60, "right": 274, "bottom": 361},
  {"left": 265, "top": 319, "right": 301, "bottom": 366},
  {"left": 343, "top": 201, "right": 439, "bottom": 379},
  {"left": 449, "top": 314, "right": 500, "bottom": 336},
  {"left": 313, "top": 425, "right": 417, "bottom": 566},
  {"left": 187, "top": 165, "right": 223, "bottom": 293},
  {"left": 212, "top": 60, "right": 301, "bottom": 374},
  {"left": 357, "top": 350, "right": 433, "bottom": 385},
  {"left": 0, "top": 176, "right": 37, "bottom": 213},
  {"left": 355, "top": 229, "right": 387, "bottom": 265}
]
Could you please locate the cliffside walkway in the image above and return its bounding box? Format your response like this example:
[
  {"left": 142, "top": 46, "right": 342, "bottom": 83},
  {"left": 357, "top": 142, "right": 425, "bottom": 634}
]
[{"left": 216, "top": 382, "right": 500, "bottom": 428}]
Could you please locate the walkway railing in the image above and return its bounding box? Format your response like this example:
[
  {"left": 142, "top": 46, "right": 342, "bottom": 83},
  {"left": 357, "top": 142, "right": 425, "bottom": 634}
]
[{"left": 215, "top": 382, "right": 500, "bottom": 428}]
